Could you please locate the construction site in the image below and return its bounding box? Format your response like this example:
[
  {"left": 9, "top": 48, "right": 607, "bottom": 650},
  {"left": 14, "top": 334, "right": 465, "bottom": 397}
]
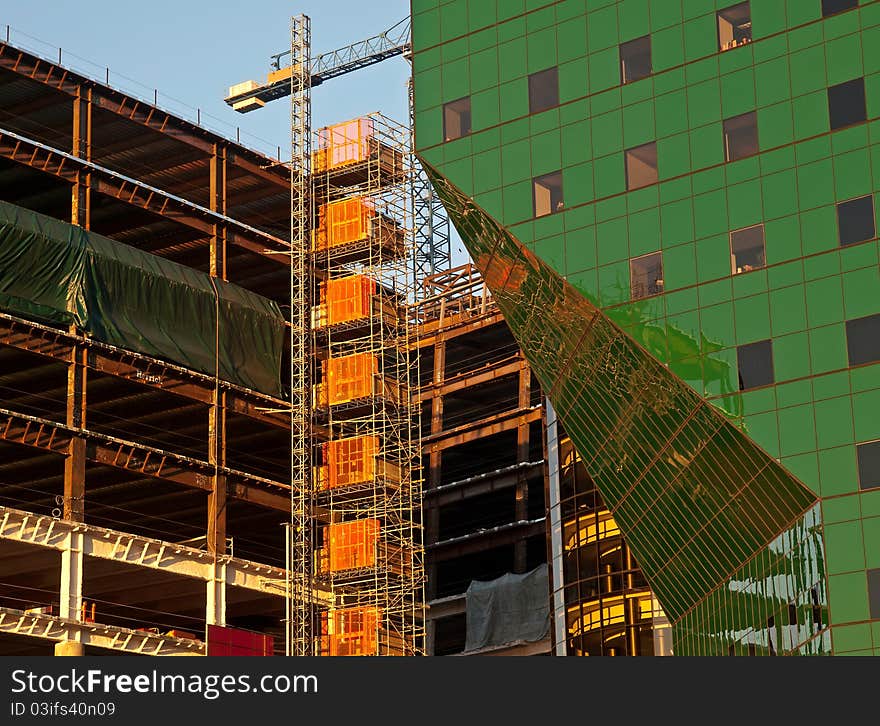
[{"left": 0, "top": 10, "right": 671, "bottom": 657}]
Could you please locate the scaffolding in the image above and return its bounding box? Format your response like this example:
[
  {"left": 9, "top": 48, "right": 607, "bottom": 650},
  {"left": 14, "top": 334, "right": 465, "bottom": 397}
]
[{"left": 310, "top": 113, "right": 425, "bottom": 656}]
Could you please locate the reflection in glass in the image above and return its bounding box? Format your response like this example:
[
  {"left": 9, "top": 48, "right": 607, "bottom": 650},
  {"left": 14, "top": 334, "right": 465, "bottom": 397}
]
[{"left": 422, "top": 160, "right": 826, "bottom": 655}]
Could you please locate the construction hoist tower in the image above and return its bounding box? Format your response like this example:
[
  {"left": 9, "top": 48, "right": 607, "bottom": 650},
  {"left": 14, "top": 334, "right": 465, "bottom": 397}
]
[
  {"left": 231, "top": 15, "right": 427, "bottom": 656},
  {"left": 311, "top": 114, "right": 423, "bottom": 656}
]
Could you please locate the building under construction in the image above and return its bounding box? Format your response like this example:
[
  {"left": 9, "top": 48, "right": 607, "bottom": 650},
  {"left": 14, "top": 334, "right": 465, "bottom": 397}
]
[
  {"left": 415, "top": 264, "right": 670, "bottom": 656},
  {"left": 0, "top": 21, "right": 428, "bottom": 655},
  {"left": 0, "top": 15, "right": 671, "bottom": 658},
  {"left": 0, "top": 34, "right": 304, "bottom": 654}
]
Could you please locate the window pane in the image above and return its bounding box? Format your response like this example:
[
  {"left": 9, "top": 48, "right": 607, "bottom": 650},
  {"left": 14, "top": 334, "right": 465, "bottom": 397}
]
[
  {"left": 846, "top": 313, "right": 880, "bottom": 367},
  {"left": 620, "top": 36, "right": 652, "bottom": 84},
  {"left": 737, "top": 340, "right": 773, "bottom": 390},
  {"left": 822, "top": 0, "right": 858, "bottom": 17},
  {"left": 828, "top": 77, "right": 866, "bottom": 131},
  {"left": 723, "top": 112, "right": 759, "bottom": 161},
  {"left": 443, "top": 97, "right": 471, "bottom": 141},
  {"left": 857, "top": 441, "right": 880, "bottom": 491},
  {"left": 836, "top": 195, "right": 875, "bottom": 247},
  {"left": 533, "top": 171, "right": 564, "bottom": 217},
  {"left": 630, "top": 252, "right": 663, "bottom": 299},
  {"left": 730, "top": 225, "right": 765, "bottom": 274},
  {"left": 625, "top": 142, "right": 658, "bottom": 190},
  {"left": 718, "top": 2, "right": 752, "bottom": 52},
  {"left": 528, "top": 67, "right": 559, "bottom": 114},
  {"left": 869, "top": 569, "right": 880, "bottom": 620}
]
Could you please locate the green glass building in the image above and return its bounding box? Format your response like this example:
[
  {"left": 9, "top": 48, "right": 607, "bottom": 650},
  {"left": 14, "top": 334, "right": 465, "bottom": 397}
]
[{"left": 411, "top": 0, "right": 880, "bottom": 655}]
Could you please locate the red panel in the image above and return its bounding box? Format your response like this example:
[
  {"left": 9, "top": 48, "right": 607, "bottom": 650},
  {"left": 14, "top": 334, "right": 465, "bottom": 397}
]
[{"left": 207, "top": 625, "right": 274, "bottom": 656}]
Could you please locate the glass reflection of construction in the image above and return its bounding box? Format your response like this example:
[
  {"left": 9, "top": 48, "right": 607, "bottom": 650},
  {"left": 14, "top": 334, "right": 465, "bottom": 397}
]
[
  {"left": 551, "top": 431, "right": 671, "bottom": 656},
  {"left": 310, "top": 115, "right": 424, "bottom": 656}
]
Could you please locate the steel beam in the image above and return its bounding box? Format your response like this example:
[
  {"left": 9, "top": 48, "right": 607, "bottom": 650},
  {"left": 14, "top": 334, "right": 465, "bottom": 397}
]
[
  {"left": 423, "top": 406, "right": 543, "bottom": 453},
  {"left": 0, "top": 505, "right": 332, "bottom": 605},
  {"left": 0, "top": 606, "right": 205, "bottom": 655},
  {"left": 0, "top": 42, "right": 290, "bottom": 190},
  {"left": 0, "top": 407, "right": 290, "bottom": 511},
  {"left": 0, "top": 313, "right": 290, "bottom": 430},
  {"left": 0, "top": 127, "right": 289, "bottom": 262},
  {"left": 415, "top": 358, "right": 521, "bottom": 402}
]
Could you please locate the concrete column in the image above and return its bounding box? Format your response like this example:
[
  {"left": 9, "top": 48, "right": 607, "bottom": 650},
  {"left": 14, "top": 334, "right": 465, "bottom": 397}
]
[
  {"left": 206, "top": 561, "right": 226, "bottom": 627},
  {"left": 56, "top": 531, "right": 84, "bottom": 657},
  {"left": 54, "top": 641, "right": 85, "bottom": 656}
]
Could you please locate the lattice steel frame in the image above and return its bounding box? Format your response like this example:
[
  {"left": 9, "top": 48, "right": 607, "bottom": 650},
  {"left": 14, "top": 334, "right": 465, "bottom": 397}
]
[
  {"left": 311, "top": 113, "right": 425, "bottom": 655},
  {"left": 408, "top": 78, "right": 451, "bottom": 296},
  {"left": 288, "top": 13, "right": 314, "bottom": 657}
]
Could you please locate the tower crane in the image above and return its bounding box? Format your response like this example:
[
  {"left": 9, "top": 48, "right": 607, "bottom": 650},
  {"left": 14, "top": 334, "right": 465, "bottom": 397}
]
[
  {"left": 223, "top": 14, "right": 451, "bottom": 287},
  {"left": 224, "top": 17, "right": 412, "bottom": 113}
]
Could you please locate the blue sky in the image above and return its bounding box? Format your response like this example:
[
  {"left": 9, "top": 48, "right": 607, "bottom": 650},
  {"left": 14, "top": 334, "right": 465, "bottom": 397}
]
[{"left": 0, "top": 0, "right": 412, "bottom": 158}]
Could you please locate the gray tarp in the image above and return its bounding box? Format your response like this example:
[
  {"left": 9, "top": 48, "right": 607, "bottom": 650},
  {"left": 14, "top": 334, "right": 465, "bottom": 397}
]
[
  {"left": 464, "top": 564, "right": 550, "bottom": 652},
  {"left": 0, "top": 199, "right": 285, "bottom": 396}
]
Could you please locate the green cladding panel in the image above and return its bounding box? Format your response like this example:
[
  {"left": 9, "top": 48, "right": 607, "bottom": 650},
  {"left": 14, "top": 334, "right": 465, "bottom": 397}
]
[{"left": 413, "top": 0, "right": 880, "bottom": 655}]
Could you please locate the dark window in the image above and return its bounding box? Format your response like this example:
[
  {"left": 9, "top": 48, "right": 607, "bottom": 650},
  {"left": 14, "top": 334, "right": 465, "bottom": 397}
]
[
  {"left": 630, "top": 252, "right": 664, "bottom": 299},
  {"left": 858, "top": 441, "right": 880, "bottom": 491},
  {"left": 810, "top": 586, "right": 823, "bottom": 630},
  {"left": 528, "top": 67, "right": 559, "bottom": 114},
  {"left": 828, "top": 77, "right": 867, "bottom": 131},
  {"left": 443, "top": 97, "right": 471, "bottom": 141},
  {"left": 730, "top": 224, "right": 765, "bottom": 274},
  {"left": 836, "top": 195, "right": 875, "bottom": 247},
  {"left": 723, "top": 112, "right": 759, "bottom": 161},
  {"left": 533, "top": 171, "right": 563, "bottom": 217},
  {"left": 737, "top": 340, "right": 774, "bottom": 390},
  {"left": 767, "top": 616, "right": 776, "bottom": 656},
  {"left": 822, "top": 0, "right": 858, "bottom": 17},
  {"left": 718, "top": 3, "right": 752, "bottom": 52},
  {"left": 868, "top": 569, "right": 880, "bottom": 620},
  {"left": 625, "top": 142, "right": 658, "bottom": 190},
  {"left": 620, "top": 36, "right": 652, "bottom": 84},
  {"left": 846, "top": 313, "right": 880, "bottom": 366}
]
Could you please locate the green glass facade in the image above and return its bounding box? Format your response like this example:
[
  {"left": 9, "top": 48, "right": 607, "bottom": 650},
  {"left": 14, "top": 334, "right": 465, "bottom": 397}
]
[{"left": 412, "top": 0, "right": 880, "bottom": 654}]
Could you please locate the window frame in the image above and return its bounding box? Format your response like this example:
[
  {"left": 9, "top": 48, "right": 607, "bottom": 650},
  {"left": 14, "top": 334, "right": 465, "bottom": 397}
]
[
  {"left": 836, "top": 194, "right": 876, "bottom": 248},
  {"left": 442, "top": 96, "right": 472, "bottom": 142},
  {"left": 868, "top": 568, "right": 880, "bottom": 620},
  {"left": 821, "top": 0, "right": 858, "bottom": 18},
  {"left": 729, "top": 223, "right": 766, "bottom": 275},
  {"left": 619, "top": 35, "right": 652, "bottom": 85},
  {"left": 629, "top": 251, "right": 664, "bottom": 300},
  {"left": 845, "top": 313, "right": 880, "bottom": 368},
  {"left": 532, "top": 170, "right": 564, "bottom": 218},
  {"left": 857, "top": 440, "right": 880, "bottom": 492},
  {"left": 528, "top": 66, "right": 560, "bottom": 115},
  {"left": 625, "top": 141, "right": 659, "bottom": 191},
  {"left": 723, "top": 111, "right": 759, "bottom": 162},
  {"left": 717, "top": 2, "right": 752, "bottom": 53},
  {"left": 828, "top": 76, "right": 867, "bottom": 132},
  {"left": 736, "top": 339, "right": 775, "bottom": 391}
]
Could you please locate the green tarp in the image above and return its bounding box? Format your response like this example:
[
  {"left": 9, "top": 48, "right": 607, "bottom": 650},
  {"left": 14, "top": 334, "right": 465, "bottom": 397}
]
[{"left": 0, "top": 200, "right": 285, "bottom": 396}]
